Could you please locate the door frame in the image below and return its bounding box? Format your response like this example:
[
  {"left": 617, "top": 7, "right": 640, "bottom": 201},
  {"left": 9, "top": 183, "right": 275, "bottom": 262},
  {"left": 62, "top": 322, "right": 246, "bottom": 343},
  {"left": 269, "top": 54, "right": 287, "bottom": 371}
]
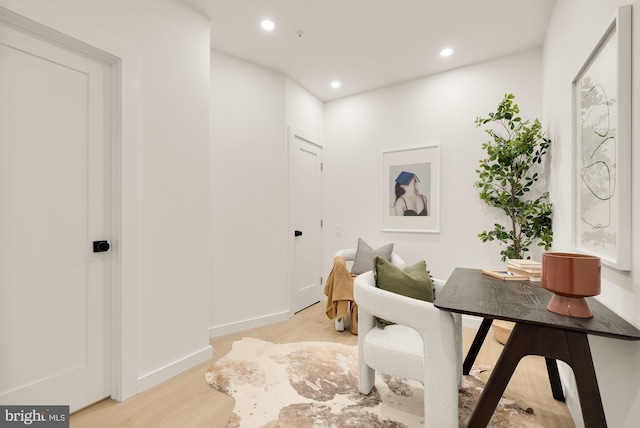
[
  {"left": 287, "top": 125, "right": 323, "bottom": 316},
  {"left": 0, "top": 6, "right": 139, "bottom": 401}
]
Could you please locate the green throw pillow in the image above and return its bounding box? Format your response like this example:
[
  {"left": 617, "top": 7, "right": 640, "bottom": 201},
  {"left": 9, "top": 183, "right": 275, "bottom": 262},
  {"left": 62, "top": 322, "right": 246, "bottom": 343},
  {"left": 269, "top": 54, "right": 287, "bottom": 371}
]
[{"left": 373, "top": 257, "right": 434, "bottom": 328}]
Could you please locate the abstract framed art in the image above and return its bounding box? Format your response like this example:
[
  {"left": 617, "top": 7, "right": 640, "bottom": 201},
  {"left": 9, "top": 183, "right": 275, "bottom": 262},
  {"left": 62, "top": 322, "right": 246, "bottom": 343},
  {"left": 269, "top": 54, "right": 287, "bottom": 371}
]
[
  {"left": 572, "top": 5, "right": 631, "bottom": 270},
  {"left": 381, "top": 145, "right": 440, "bottom": 233}
]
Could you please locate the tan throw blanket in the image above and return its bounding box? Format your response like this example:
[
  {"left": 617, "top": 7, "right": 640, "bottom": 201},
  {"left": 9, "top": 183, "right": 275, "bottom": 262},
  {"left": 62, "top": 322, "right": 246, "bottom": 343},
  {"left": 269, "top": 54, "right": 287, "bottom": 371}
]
[{"left": 323, "top": 256, "right": 358, "bottom": 334}]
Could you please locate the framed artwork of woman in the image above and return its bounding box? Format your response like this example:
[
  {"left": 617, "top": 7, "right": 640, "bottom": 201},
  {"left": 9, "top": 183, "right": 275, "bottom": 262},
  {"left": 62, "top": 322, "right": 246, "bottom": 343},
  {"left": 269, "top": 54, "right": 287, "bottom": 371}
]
[{"left": 381, "top": 145, "right": 440, "bottom": 233}]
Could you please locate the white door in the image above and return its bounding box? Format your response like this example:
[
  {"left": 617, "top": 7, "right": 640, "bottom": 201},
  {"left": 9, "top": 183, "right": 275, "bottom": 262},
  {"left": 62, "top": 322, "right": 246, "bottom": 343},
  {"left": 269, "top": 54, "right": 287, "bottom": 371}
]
[
  {"left": 0, "top": 22, "right": 111, "bottom": 412},
  {"left": 289, "top": 128, "right": 323, "bottom": 313}
]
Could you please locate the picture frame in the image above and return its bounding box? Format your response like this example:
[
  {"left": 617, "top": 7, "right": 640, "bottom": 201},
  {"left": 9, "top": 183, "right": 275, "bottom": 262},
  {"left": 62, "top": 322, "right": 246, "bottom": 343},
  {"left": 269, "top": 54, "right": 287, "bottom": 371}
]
[
  {"left": 381, "top": 145, "right": 440, "bottom": 233},
  {"left": 572, "top": 5, "right": 631, "bottom": 270}
]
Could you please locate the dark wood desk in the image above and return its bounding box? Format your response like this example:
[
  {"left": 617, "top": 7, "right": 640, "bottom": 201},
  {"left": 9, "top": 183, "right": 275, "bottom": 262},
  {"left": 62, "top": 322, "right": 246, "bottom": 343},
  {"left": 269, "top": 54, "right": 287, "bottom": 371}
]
[{"left": 434, "top": 267, "right": 640, "bottom": 428}]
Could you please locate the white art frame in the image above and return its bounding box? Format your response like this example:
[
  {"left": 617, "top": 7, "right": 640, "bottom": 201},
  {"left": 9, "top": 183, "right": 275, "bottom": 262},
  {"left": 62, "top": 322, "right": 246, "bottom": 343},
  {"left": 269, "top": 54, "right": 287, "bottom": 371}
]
[
  {"left": 381, "top": 145, "right": 440, "bottom": 233},
  {"left": 572, "top": 5, "right": 632, "bottom": 270}
]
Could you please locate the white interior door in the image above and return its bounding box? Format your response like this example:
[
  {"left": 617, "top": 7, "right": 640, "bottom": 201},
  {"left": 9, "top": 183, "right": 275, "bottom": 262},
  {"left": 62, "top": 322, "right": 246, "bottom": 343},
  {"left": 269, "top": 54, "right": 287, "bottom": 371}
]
[
  {"left": 0, "top": 21, "right": 112, "bottom": 411},
  {"left": 289, "top": 128, "right": 323, "bottom": 313}
]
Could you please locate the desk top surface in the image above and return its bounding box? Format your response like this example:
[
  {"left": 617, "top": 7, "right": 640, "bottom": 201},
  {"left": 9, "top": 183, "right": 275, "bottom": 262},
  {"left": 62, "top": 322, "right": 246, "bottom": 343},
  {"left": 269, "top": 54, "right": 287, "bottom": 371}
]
[{"left": 434, "top": 267, "right": 640, "bottom": 341}]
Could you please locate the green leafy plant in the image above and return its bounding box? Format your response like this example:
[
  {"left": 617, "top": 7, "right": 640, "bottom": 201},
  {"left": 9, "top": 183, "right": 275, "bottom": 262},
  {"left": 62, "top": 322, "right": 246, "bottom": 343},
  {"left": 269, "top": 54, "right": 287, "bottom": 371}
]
[{"left": 475, "top": 93, "right": 553, "bottom": 261}]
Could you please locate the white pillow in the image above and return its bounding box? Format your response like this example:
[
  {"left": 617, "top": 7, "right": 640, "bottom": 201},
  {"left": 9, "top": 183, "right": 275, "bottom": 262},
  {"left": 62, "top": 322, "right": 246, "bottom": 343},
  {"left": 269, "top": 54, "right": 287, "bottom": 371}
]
[{"left": 350, "top": 238, "right": 394, "bottom": 275}]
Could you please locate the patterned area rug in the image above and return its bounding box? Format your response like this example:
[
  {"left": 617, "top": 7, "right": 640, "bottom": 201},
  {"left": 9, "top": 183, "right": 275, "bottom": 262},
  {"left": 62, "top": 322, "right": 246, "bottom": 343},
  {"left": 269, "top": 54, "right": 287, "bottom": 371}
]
[{"left": 205, "top": 338, "right": 541, "bottom": 428}]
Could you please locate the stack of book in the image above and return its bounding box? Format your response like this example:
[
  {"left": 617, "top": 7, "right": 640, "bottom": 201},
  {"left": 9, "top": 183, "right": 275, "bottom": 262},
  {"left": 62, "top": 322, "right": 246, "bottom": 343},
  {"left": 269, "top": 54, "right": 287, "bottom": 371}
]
[
  {"left": 507, "top": 259, "right": 542, "bottom": 281},
  {"left": 481, "top": 269, "right": 528, "bottom": 281},
  {"left": 481, "top": 259, "right": 542, "bottom": 281}
]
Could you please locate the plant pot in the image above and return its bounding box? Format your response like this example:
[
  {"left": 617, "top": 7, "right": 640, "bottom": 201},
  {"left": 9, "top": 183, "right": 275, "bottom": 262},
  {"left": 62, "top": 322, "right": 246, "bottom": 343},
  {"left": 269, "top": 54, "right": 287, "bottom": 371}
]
[
  {"left": 541, "top": 252, "right": 601, "bottom": 318},
  {"left": 492, "top": 320, "right": 514, "bottom": 345}
]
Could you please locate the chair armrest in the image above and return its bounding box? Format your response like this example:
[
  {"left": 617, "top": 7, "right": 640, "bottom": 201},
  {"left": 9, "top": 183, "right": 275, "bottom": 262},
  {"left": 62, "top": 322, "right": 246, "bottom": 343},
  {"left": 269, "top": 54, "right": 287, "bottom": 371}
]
[
  {"left": 354, "top": 272, "right": 455, "bottom": 334},
  {"left": 334, "top": 248, "right": 357, "bottom": 261},
  {"left": 334, "top": 249, "right": 405, "bottom": 267},
  {"left": 433, "top": 278, "right": 445, "bottom": 298}
]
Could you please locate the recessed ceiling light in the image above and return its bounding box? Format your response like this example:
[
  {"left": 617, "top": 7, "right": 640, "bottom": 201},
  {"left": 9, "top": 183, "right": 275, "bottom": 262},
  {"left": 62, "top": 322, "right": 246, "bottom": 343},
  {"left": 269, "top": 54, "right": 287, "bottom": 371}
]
[
  {"left": 440, "top": 48, "right": 453, "bottom": 57},
  {"left": 261, "top": 19, "right": 275, "bottom": 31},
  {"left": 331, "top": 81, "right": 341, "bottom": 89}
]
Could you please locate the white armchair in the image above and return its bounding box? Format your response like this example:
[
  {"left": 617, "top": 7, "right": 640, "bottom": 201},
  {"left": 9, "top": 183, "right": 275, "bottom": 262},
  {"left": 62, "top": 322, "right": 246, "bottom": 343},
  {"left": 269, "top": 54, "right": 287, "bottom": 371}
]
[
  {"left": 354, "top": 271, "right": 462, "bottom": 428},
  {"left": 332, "top": 248, "right": 405, "bottom": 331}
]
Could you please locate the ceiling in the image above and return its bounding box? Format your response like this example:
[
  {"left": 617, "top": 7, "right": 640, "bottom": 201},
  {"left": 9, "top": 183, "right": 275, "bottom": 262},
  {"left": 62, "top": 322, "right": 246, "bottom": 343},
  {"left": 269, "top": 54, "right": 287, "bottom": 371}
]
[{"left": 184, "top": 0, "right": 557, "bottom": 101}]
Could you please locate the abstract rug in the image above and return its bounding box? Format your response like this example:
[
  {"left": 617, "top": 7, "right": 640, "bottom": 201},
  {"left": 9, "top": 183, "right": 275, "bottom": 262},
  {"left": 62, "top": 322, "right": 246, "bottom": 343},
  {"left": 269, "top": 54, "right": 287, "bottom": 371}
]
[{"left": 205, "top": 338, "right": 541, "bottom": 428}]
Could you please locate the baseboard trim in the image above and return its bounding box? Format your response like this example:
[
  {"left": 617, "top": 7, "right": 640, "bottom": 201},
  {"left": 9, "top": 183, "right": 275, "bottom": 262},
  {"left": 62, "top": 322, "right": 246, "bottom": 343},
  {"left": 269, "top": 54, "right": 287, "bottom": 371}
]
[
  {"left": 209, "top": 310, "right": 291, "bottom": 338},
  {"left": 137, "top": 345, "right": 212, "bottom": 393},
  {"left": 209, "top": 308, "right": 481, "bottom": 337}
]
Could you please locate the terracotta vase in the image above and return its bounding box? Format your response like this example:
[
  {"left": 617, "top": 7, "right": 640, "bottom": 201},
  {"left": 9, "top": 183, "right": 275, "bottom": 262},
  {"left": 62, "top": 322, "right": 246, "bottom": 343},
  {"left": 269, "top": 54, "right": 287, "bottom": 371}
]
[{"left": 541, "top": 252, "right": 601, "bottom": 318}]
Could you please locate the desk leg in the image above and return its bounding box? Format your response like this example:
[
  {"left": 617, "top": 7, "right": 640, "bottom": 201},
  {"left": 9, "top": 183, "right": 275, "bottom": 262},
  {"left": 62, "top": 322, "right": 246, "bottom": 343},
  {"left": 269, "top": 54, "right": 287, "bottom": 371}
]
[
  {"left": 466, "top": 323, "right": 607, "bottom": 428},
  {"left": 463, "top": 318, "right": 493, "bottom": 375},
  {"left": 464, "top": 320, "right": 564, "bottom": 401},
  {"left": 565, "top": 330, "right": 606, "bottom": 427},
  {"left": 545, "top": 357, "right": 565, "bottom": 401},
  {"left": 466, "top": 322, "right": 525, "bottom": 428}
]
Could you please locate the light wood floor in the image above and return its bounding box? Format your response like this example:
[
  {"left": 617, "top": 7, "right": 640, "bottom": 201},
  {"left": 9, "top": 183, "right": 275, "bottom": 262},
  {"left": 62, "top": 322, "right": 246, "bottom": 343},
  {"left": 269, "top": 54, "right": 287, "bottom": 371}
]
[{"left": 70, "top": 303, "right": 575, "bottom": 427}]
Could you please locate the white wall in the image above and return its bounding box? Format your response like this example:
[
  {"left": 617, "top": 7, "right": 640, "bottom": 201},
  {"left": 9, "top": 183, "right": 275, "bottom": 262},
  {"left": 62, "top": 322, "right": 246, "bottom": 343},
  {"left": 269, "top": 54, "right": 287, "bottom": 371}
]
[
  {"left": 209, "top": 51, "right": 291, "bottom": 336},
  {"left": 543, "top": 1, "right": 640, "bottom": 427},
  {"left": 208, "top": 54, "right": 329, "bottom": 340},
  {"left": 208, "top": 55, "right": 325, "bottom": 338},
  {"left": 286, "top": 78, "right": 325, "bottom": 140},
  {"left": 323, "top": 49, "right": 544, "bottom": 281},
  {"left": 0, "top": 0, "right": 212, "bottom": 399}
]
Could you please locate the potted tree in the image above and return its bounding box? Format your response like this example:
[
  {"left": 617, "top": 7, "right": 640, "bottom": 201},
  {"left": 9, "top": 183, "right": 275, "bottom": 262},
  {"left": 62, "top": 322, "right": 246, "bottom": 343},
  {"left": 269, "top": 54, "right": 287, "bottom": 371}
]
[
  {"left": 475, "top": 93, "right": 553, "bottom": 344},
  {"left": 475, "top": 93, "right": 553, "bottom": 261}
]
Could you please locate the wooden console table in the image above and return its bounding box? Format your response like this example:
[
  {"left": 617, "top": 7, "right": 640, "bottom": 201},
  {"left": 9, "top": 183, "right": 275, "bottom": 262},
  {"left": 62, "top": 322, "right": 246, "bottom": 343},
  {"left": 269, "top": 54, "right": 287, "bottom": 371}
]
[{"left": 434, "top": 267, "right": 640, "bottom": 428}]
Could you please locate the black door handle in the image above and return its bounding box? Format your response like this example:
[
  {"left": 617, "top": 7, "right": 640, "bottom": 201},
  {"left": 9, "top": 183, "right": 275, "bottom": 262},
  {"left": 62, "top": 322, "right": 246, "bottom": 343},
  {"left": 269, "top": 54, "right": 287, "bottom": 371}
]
[
  {"left": 93, "top": 240, "right": 110, "bottom": 253},
  {"left": 294, "top": 230, "right": 303, "bottom": 237}
]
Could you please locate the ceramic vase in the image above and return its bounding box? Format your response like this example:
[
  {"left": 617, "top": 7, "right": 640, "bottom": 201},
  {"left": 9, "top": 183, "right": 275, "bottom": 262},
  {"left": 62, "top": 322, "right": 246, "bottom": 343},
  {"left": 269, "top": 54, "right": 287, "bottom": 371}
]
[{"left": 541, "top": 252, "right": 601, "bottom": 318}]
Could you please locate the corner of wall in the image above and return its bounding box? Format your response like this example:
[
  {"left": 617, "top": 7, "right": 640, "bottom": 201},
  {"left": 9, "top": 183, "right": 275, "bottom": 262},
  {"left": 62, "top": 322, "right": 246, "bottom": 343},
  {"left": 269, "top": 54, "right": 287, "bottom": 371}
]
[{"left": 136, "top": 345, "right": 213, "bottom": 393}]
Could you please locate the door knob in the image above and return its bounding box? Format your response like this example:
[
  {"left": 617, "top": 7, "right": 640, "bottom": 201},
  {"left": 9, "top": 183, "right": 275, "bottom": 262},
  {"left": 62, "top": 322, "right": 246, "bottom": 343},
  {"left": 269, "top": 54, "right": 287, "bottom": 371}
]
[
  {"left": 93, "top": 240, "right": 110, "bottom": 253},
  {"left": 294, "top": 230, "right": 303, "bottom": 237}
]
